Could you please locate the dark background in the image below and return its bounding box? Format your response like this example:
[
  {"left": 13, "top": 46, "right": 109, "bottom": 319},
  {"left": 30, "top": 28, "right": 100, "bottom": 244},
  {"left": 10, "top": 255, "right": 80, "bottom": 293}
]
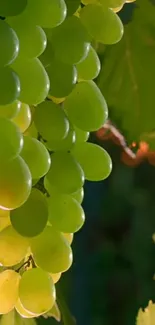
[{"left": 38, "top": 2, "right": 155, "bottom": 325}]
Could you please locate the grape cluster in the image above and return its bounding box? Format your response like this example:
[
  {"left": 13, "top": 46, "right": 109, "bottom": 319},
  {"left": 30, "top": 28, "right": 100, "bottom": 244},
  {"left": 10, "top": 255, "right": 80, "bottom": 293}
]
[{"left": 0, "top": 0, "right": 128, "bottom": 320}]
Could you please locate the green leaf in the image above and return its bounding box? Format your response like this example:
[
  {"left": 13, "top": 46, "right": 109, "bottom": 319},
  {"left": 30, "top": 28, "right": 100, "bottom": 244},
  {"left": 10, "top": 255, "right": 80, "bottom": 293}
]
[
  {"left": 98, "top": 0, "right": 155, "bottom": 143},
  {"left": 43, "top": 302, "right": 61, "bottom": 322}
]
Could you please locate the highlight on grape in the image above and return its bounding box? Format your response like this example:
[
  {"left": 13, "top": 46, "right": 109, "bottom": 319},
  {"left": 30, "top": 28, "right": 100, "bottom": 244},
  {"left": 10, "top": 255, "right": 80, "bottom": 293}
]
[{"left": 0, "top": 0, "right": 131, "bottom": 321}]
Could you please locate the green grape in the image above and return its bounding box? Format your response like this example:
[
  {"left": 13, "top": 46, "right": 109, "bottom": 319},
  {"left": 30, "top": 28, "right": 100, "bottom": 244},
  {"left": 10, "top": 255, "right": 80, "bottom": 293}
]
[
  {"left": 45, "top": 123, "right": 76, "bottom": 152},
  {"left": 71, "top": 187, "right": 84, "bottom": 204},
  {"left": 0, "top": 100, "right": 21, "bottom": 119},
  {"left": 64, "top": 80, "right": 108, "bottom": 131},
  {"left": 24, "top": 122, "right": 38, "bottom": 139},
  {"left": 31, "top": 226, "right": 73, "bottom": 273},
  {"left": 0, "top": 209, "right": 10, "bottom": 232},
  {"left": 72, "top": 142, "right": 112, "bottom": 181},
  {"left": 12, "top": 58, "right": 50, "bottom": 105},
  {"left": 65, "top": 0, "right": 80, "bottom": 15},
  {"left": 15, "top": 298, "right": 39, "bottom": 318},
  {"left": 0, "top": 0, "right": 27, "bottom": 16},
  {"left": 0, "top": 20, "right": 19, "bottom": 67},
  {"left": 80, "top": 4, "right": 124, "bottom": 44},
  {"left": 20, "top": 136, "right": 51, "bottom": 179},
  {"left": 51, "top": 16, "right": 90, "bottom": 64},
  {"left": 19, "top": 268, "right": 56, "bottom": 315},
  {"left": 50, "top": 273, "right": 61, "bottom": 284},
  {"left": 0, "top": 67, "right": 20, "bottom": 105},
  {"left": 99, "top": 0, "right": 125, "bottom": 7},
  {"left": 39, "top": 40, "right": 55, "bottom": 68},
  {"left": 76, "top": 46, "right": 101, "bottom": 80},
  {"left": 46, "top": 59, "right": 77, "bottom": 98},
  {"left": 8, "top": 17, "right": 47, "bottom": 59},
  {"left": 46, "top": 152, "right": 84, "bottom": 194},
  {"left": 34, "top": 101, "right": 69, "bottom": 143},
  {"left": 62, "top": 233, "right": 74, "bottom": 245},
  {"left": 10, "top": 188, "right": 48, "bottom": 237},
  {"left": 74, "top": 126, "right": 89, "bottom": 142},
  {"left": 12, "top": 102, "right": 31, "bottom": 133},
  {"left": 0, "top": 270, "right": 21, "bottom": 314},
  {"left": 0, "top": 117, "right": 23, "bottom": 161},
  {"left": 0, "top": 156, "right": 32, "bottom": 210},
  {"left": 0, "top": 226, "right": 29, "bottom": 266},
  {"left": 48, "top": 193, "right": 85, "bottom": 233},
  {"left": 20, "top": 0, "right": 67, "bottom": 28}
]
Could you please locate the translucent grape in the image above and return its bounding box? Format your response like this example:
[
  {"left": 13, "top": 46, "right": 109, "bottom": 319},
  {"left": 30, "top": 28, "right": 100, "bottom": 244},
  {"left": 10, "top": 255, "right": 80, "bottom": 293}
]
[
  {"left": 64, "top": 81, "right": 108, "bottom": 131},
  {"left": 74, "top": 126, "right": 89, "bottom": 142},
  {"left": 0, "top": 67, "right": 20, "bottom": 105},
  {"left": 46, "top": 152, "right": 85, "bottom": 194},
  {"left": 51, "top": 16, "right": 90, "bottom": 64},
  {"left": 12, "top": 58, "right": 50, "bottom": 105},
  {"left": 46, "top": 123, "right": 76, "bottom": 152},
  {"left": 0, "top": 118, "right": 23, "bottom": 160},
  {"left": 0, "top": 20, "right": 19, "bottom": 67},
  {"left": 63, "top": 233, "right": 74, "bottom": 245},
  {"left": 0, "top": 270, "right": 21, "bottom": 314},
  {"left": 10, "top": 189, "right": 48, "bottom": 237},
  {"left": 65, "top": 0, "right": 80, "bottom": 15},
  {"left": 34, "top": 101, "right": 69, "bottom": 143},
  {"left": 8, "top": 17, "right": 47, "bottom": 59},
  {"left": 21, "top": 0, "right": 67, "bottom": 28},
  {"left": 50, "top": 273, "right": 61, "bottom": 284},
  {"left": 76, "top": 46, "right": 101, "bottom": 80},
  {"left": 72, "top": 142, "right": 112, "bottom": 181},
  {"left": 30, "top": 226, "right": 73, "bottom": 273},
  {"left": 80, "top": 4, "right": 124, "bottom": 44},
  {"left": 0, "top": 209, "right": 10, "bottom": 232},
  {"left": 46, "top": 59, "right": 77, "bottom": 98},
  {"left": 12, "top": 102, "right": 31, "bottom": 133},
  {"left": 21, "top": 136, "right": 51, "bottom": 179},
  {"left": 0, "top": 100, "right": 21, "bottom": 119},
  {"left": 0, "top": 226, "right": 29, "bottom": 266},
  {"left": 0, "top": 156, "right": 31, "bottom": 210},
  {"left": 48, "top": 193, "right": 85, "bottom": 233},
  {"left": 19, "top": 268, "right": 56, "bottom": 315},
  {"left": 15, "top": 298, "right": 39, "bottom": 318},
  {"left": 0, "top": 0, "right": 27, "bottom": 16}
]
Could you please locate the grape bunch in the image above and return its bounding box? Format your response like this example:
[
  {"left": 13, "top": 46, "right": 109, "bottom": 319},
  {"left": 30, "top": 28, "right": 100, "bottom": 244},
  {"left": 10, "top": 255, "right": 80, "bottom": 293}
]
[{"left": 0, "top": 0, "right": 128, "bottom": 320}]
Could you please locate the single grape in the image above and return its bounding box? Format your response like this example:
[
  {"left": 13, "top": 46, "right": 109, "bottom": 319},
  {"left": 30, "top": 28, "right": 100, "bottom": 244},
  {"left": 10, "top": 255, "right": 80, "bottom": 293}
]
[
  {"left": 12, "top": 58, "right": 50, "bottom": 105},
  {"left": 0, "top": 156, "right": 31, "bottom": 210},
  {"left": 19, "top": 268, "right": 56, "bottom": 315},
  {"left": 0, "top": 270, "right": 21, "bottom": 314},
  {"left": 8, "top": 17, "right": 47, "bottom": 59},
  {"left": 0, "top": 20, "right": 19, "bottom": 67},
  {"left": 46, "top": 59, "right": 77, "bottom": 98},
  {"left": 34, "top": 100, "right": 69, "bottom": 143},
  {"left": 15, "top": 298, "right": 39, "bottom": 318},
  {"left": 64, "top": 80, "right": 108, "bottom": 131},
  {"left": 74, "top": 126, "right": 89, "bottom": 142},
  {"left": 0, "top": 0, "right": 27, "bottom": 16},
  {"left": 50, "top": 273, "right": 61, "bottom": 284},
  {"left": 80, "top": 4, "right": 124, "bottom": 44},
  {"left": 20, "top": 136, "right": 51, "bottom": 179},
  {"left": 39, "top": 40, "right": 55, "bottom": 68},
  {"left": 71, "top": 188, "right": 84, "bottom": 204},
  {"left": 0, "top": 209, "right": 10, "bottom": 232},
  {"left": 20, "top": 0, "right": 67, "bottom": 28},
  {"left": 30, "top": 226, "right": 73, "bottom": 273},
  {"left": 65, "top": 0, "right": 80, "bottom": 15},
  {"left": 72, "top": 142, "right": 112, "bottom": 181},
  {"left": 48, "top": 193, "right": 85, "bottom": 233},
  {"left": 46, "top": 152, "right": 84, "bottom": 194},
  {"left": 24, "top": 122, "right": 38, "bottom": 139},
  {"left": 0, "top": 226, "right": 29, "bottom": 266},
  {"left": 51, "top": 16, "right": 90, "bottom": 64},
  {"left": 76, "top": 45, "right": 101, "bottom": 80},
  {"left": 0, "top": 117, "right": 23, "bottom": 161},
  {"left": 0, "top": 100, "right": 21, "bottom": 119},
  {"left": 46, "top": 123, "right": 76, "bottom": 152},
  {"left": 10, "top": 189, "right": 48, "bottom": 237},
  {"left": 12, "top": 102, "right": 31, "bottom": 133},
  {"left": 0, "top": 67, "right": 20, "bottom": 105},
  {"left": 62, "top": 233, "right": 74, "bottom": 245}
]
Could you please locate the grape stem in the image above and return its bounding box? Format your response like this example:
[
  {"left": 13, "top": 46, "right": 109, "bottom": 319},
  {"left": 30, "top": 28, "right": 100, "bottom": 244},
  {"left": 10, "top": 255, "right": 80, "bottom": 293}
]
[{"left": 16, "top": 255, "right": 35, "bottom": 272}]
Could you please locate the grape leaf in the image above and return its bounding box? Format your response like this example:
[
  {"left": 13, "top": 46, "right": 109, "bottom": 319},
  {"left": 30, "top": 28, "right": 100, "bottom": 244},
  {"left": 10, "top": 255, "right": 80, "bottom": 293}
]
[
  {"left": 43, "top": 302, "right": 61, "bottom": 322},
  {"left": 98, "top": 0, "right": 155, "bottom": 144}
]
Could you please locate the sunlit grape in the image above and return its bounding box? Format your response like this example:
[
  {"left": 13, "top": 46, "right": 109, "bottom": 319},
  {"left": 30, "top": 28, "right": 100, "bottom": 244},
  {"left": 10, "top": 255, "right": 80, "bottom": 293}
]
[
  {"left": 12, "top": 102, "right": 31, "bottom": 133},
  {"left": 19, "top": 268, "right": 56, "bottom": 314},
  {"left": 15, "top": 298, "right": 39, "bottom": 318},
  {"left": 0, "top": 100, "right": 21, "bottom": 120},
  {"left": 76, "top": 46, "right": 101, "bottom": 80},
  {"left": 0, "top": 67, "right": 20, "bottom": 105},
  {"left": 21, "top": 136, "right": 51, "bottom": 179},
  {"left": 63, "top": 233, "right": 74, "bottom": 245},
  {"left": 0, "top": 156, "right": 32, "bottom": 210},
  {"left": 30, "top": 226, "right": 73, "bottom": 273},
  {"left": 0, "top": 209, "right": 10, "bottom": 232},
  {"left": 0, "top": 20, "right": 19, "bottom": 67},
  {"left": 64, "top": 80, "right": 108, "bottom": 131},
  {"left": 72, "top": 142, "right": 112, "bottom": 181},
  {"left": 0, "top": 270, "right": 21, "bottom": 314},
  {"left": 50, "top": 273, "right": 61, "bottom": 284},
  {"left": 0, "top": 226, "right": 29, "bottom": 266}
]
